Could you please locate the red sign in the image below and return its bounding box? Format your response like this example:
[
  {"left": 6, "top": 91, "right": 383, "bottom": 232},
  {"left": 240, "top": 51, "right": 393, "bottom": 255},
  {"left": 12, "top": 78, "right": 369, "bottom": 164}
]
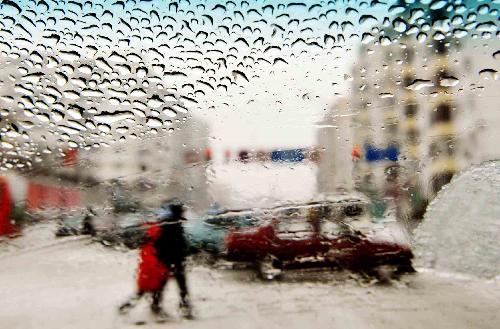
[
  {"left": 63, "top": 148, "right": 78, "bottom": 166},
  {"left": 26, "top": 183, "right": 80, "bottom": 210}
]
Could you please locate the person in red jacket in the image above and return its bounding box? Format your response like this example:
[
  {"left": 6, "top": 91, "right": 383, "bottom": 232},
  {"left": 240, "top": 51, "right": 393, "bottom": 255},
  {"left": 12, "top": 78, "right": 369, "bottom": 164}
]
[{"left": 119, "top": 220, "right": 170, "bottom": 318}]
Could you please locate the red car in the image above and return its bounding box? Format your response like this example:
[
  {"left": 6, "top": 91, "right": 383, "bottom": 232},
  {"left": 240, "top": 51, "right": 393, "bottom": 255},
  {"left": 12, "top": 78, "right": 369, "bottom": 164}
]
[{"left": 224, "top": 216, "right": 414, "bottom": 280}]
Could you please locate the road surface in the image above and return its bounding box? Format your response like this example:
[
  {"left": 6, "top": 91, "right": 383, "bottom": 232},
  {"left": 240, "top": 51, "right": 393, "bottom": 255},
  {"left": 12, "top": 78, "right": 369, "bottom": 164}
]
[{"left": 0, "top": 223, "right": 499, "bottom": 329}]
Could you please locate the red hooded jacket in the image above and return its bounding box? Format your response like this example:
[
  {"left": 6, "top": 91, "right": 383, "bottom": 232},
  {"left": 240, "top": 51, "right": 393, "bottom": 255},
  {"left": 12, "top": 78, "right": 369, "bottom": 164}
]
[{"left": 136, "top": 222, "right": 170, "bottom": 292}]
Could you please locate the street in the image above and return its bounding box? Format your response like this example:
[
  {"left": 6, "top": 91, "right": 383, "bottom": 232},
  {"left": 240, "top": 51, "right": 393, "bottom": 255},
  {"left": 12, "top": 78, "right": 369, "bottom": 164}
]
[{"left": 1, "top": 224, "right": 498, "bottom": 329}]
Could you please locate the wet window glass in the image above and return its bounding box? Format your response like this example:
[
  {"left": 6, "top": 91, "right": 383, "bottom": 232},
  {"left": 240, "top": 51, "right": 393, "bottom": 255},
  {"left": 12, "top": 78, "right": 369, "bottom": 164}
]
[
  {"left": 1, "top": 0, "right": 499, "bottom": 327},
  {"left": 320, "top": 220, "right": 339, "bottom": 237},
  {"left": 276, "top": 217, "right": 310, "bottom": 232}
]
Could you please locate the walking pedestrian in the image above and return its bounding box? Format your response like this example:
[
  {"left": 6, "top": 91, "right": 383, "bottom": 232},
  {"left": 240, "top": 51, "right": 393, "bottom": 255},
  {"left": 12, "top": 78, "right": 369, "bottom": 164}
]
[
  {"left": 154, "top": 200, "right": 194, "bottom": 319},
  {"left": 81, "top": 206, "right": 96, "bottom": 236}
]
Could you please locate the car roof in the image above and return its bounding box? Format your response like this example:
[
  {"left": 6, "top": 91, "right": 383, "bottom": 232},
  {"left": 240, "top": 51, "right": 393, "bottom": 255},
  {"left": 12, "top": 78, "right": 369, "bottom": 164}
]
[{"left": 208, "top": 196, "right": 367, "bottom": 218}]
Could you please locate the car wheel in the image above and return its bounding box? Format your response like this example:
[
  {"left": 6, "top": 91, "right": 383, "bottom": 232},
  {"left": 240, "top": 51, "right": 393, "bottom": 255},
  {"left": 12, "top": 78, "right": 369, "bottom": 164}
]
[
  {"left": 205, "top": 251, "right": 219, "bottom": 266},
  {"left": 257, "top": 254, "right": 282, "bottom": 280},
  {"left": 396, "top": 262, "right": 416, "bottom": 274},
  {"left": 372, "top": 264, "right": 396, "bottom": 283},
  {"left": 99, "top": 237, "right": 112, "bottom": 247}
]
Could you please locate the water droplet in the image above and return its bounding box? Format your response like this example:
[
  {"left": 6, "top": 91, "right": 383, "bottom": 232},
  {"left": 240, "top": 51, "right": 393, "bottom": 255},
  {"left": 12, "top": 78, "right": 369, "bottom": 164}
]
[
  {"left": 1, "top": 141, "right": 14, "bottom": 149},
  {"left": 453, "top": 29, "right": 467, "bottom": 39},
  {"left": 97, "top": 124, "right": 111, "bottom": 133},
  {"left": 94, "top": 111, "right": 134, "bottom": 124},
  {"left": 406, "top": 79, "right": 434, "bottom": 91},
  {"left": 59, "top": 50, "right": 80, "bottom": 62},
  {"left": 162, "top": 108, "right": 177, "bottom": 118},
  {"left": 392, "top": 18, "right": 407, "bottom": 33},
  {"left": 476, "top": 22, "right": 496, "bottom": 32},
  {"left": 81, "top": 89, "right": 104, "bottom": 97},
  {"left": 55, "top": 72, "right": 68, "bottom": 86},
  {"left": 417, "top": 32, "right": 427, "bottom": 43},
  {"left": 430, "top": 0, "right": 447, "bottom": 10},
  {"left": 78, "top": 65, "right": 92, "bottom": 75},
  {"left": 479, "top": 69, "right": 498, "bottom": 80},
  {"left": 433, "top": 31, "right": 446, "bottom": 41},
  {"left": 146, "top": 117, "right": 162, "bottom": 127},
  {"left": 439, "top": 77, "right": 459, "bottom": 87}
]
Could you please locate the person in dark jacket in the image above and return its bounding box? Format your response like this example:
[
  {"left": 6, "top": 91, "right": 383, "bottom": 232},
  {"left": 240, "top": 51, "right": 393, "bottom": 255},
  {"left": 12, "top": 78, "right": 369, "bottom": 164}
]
[
  {"left": 81, "top": 206, "right": 96, "bottom": 236},
  {"left": 154, "top": 200, "right": 193, "bottom": 319}
]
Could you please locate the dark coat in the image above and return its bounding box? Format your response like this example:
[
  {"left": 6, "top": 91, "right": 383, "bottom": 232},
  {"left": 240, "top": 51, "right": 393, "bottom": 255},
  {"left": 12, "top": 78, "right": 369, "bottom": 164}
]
[{"left": 154, "top": 220, "right": 188, "bottom": 267}]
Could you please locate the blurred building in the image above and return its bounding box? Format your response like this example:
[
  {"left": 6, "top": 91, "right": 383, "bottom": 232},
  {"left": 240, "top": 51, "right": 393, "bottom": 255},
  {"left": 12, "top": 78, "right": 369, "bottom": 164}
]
[
  {"left": 82, "top": 116, "right": 210, "bottom": 211},
  {"left": 0, "top": 37, "right": 209, "bottom": 185},
  {"left": 318, "top": 4, "right": 499, "bottom": 220},
  {"left": 316, "top": 98, "right": 354, "bottom": 194},
  {"left": 0, "top": 43, "right": 212, "bottom": 211},
  {"left": 163, "top": 117, "right": 211, "bottom": 211}
]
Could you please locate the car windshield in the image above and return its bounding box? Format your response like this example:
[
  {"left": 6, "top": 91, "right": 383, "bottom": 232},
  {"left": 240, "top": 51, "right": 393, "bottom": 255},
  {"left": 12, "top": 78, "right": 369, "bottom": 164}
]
[
  {"left": 277, "top": 219, "right": 309, "bottom": 233},
  {"left": 1, "top": 1, "right": 499, "bottom": 327},
  {"left": 321, "top": 220, "right": 356, "bottom": 238}
]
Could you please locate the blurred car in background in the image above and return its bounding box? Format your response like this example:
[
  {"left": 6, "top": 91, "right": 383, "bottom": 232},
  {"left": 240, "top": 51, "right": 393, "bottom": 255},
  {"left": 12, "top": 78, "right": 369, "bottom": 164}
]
[
  {"left": 54, "top": 195, "right": 373, "bottom": 259},
  {"left": 225, "top": 213, "right": 414, "bottom": 280},
  {"left": 55, "top": 207, "right": 155, "bottom": 248},
  {"left": 55, "top": 207, "right": 101, "bottom": 237},
  {"left": 55, "top": 213, "right": 87, "bottom": 237},
  {"left": 267, "top": 196, "right": 367, "bottom": 224},
  {"left": 186, "top": 195, "right": 369, "bottom": 258},
  {"left": 93, "top": 211, "right": 158, "bottom": 248},
  {"left": 185, "top": 209, "right": 259, "bottom": 255}
]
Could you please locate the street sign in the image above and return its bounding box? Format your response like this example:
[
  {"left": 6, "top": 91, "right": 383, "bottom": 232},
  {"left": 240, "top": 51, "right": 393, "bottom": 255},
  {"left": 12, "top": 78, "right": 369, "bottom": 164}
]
[
  {"left": 271, "top": 149, "right": 305, "bottom": 162},
  {"left": 364, "top": 144, "right": 399, "bottom": 162}
]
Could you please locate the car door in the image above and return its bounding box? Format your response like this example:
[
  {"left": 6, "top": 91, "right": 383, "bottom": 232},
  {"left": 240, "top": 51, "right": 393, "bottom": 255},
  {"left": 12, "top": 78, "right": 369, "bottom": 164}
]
[
  {"left": 274, "top": 217, "right": 318, "bottom": 261},
  {"left": 320, "top": 220, "right": 359, "bottom": 267}
]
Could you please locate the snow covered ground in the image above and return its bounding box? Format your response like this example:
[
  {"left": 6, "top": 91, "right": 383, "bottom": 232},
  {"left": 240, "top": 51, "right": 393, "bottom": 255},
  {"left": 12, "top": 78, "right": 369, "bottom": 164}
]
[{"left": 1, "top": 223, "right": 499, "bottom": 329}]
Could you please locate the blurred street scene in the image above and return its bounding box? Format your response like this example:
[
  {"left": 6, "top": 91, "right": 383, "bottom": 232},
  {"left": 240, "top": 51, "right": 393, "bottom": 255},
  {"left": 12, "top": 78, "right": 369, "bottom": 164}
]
[
  {"left": 1, "top": 217, "right": 499, "bottom": 329},
  {"left": 0, "top": 0, "right": 499, "bottom": 328}
]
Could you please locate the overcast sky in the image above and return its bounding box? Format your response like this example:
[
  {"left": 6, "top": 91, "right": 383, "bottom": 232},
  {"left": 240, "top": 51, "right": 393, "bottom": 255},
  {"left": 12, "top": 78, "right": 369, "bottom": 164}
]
[{"left": 193, "top": 48, "right": 357, "bottom": 154}]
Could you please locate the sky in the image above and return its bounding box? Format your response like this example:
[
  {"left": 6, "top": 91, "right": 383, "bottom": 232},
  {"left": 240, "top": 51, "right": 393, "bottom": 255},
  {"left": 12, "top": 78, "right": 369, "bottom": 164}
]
[{"left": 193, "top": 48, "right": 357, "bottom": 153}]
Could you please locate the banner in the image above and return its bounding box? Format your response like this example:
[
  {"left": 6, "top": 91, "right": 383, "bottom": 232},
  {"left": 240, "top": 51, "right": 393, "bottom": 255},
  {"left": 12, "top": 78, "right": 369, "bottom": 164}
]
[
  {"left": 364, "top": 144, "right": 399, "bottom": 162},
  {"left": 271, "top": 149, "right": 305, "bottom": 162},
  {"left": 184, "top": 147, "right": 324, "bottom": 164}
]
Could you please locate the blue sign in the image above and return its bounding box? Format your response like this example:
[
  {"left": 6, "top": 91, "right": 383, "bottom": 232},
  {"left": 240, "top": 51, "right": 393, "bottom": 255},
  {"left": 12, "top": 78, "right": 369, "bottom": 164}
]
[
  {"left": 271, "top": 149, "right": 305, "bottom": 162},
  {"left": 364, "top": 144, "right": 399, "bottom": 162}
]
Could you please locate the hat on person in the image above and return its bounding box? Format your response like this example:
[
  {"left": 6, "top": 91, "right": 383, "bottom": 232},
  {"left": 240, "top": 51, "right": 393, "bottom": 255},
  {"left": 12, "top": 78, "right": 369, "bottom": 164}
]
[
  {"left": 169, "top": 202, "right": 186, "bottom": 221},
  {"left": 158, "top": 198, "right": 186, "bottom": 221}
]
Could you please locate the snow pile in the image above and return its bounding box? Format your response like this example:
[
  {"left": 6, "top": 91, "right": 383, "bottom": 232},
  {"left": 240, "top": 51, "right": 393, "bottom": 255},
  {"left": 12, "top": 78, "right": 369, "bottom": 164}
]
[{"left": 414, "top": 161, "right": 500, "bottom": 279}]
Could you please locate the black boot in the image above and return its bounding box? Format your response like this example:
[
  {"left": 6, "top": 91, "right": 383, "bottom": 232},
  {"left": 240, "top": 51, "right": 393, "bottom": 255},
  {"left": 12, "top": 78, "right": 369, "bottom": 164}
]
[
  {"left": 151, "top": 304, "right": 169, "bottom": 322},
  {"left": 118, "top": 302, "right": 132, "bottom": 315},
  {"left": 179, "top": 297, "right": 194, "bottom": 319}
]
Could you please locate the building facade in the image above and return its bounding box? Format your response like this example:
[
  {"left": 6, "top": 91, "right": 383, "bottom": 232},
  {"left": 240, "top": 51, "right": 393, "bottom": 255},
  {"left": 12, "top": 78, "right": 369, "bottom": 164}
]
[{"left": 317, "top": 5, "right": 499, "bottom": 221}]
